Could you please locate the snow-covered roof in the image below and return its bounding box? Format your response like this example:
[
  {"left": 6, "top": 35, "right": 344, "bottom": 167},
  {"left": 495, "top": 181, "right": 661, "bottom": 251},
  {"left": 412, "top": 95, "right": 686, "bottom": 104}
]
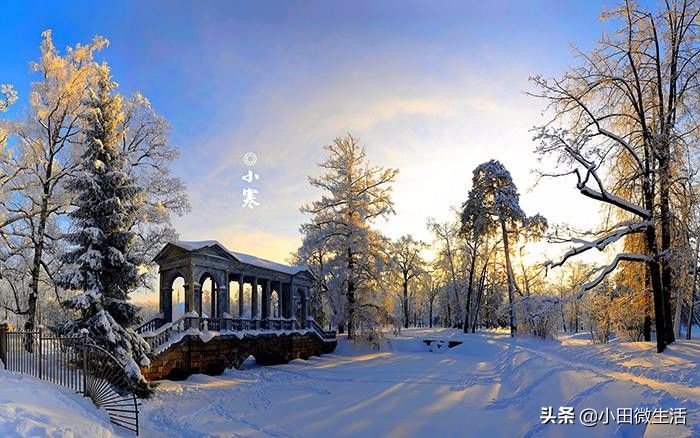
[{"left": 171, "top": 240, "right": 309, "bottom": 276}]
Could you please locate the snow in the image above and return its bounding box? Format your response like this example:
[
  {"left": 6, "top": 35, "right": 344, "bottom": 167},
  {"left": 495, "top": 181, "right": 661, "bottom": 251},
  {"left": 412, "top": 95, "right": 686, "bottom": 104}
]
[
  {"left": 169, "top": 240, "right": 309, "bottom": 275},
  {"left": 135, "top": 328, "right": 699, "bottom": 437},
  {"left": 150, "top": 327, "right": 315, "bottom": 355},
  {"left": 2, "top": 328, "right": 697, "bottom": 437},
  {"left": 0, "top": 369, "right": 114, "bottom": 437}
]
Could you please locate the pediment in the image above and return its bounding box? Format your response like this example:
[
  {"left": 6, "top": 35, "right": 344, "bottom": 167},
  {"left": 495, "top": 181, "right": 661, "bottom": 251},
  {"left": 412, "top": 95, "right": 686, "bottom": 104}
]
[
  {"left": 153, "top": 243, "right": 190, "bottom": 262},
  {"left": 196, "top": 245, "right": 237, "bottom": 261}
]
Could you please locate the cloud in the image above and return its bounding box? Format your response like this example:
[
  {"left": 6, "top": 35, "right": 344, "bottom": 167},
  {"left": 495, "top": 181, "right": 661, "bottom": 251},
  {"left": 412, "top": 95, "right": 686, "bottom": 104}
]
[{"left": 171, "top": 48, "right": 599, "bottom": 264}]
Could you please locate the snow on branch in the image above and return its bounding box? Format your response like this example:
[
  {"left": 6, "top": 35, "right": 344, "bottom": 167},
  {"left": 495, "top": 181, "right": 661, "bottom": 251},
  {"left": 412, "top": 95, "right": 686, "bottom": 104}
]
[
  {"left": 535, "top": 128, "right": 651, "bottom": 220},
  {"left": 569, "top": 252, "right": 651, "bottom": 301},
  {"left": 526, "top": 252, "right": 652, "bottom": 318},
  {"left": 547, "top": 220, "right": 651, "bottom": 269},
  {"left": 575, "top": 171, "right": 651, "bottom": 220}
]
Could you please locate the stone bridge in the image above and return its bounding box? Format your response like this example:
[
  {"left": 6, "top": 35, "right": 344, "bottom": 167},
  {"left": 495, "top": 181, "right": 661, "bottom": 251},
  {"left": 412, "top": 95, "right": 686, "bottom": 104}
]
[{"left": 136, "top": 240, "right": 336, "bottom": 380}]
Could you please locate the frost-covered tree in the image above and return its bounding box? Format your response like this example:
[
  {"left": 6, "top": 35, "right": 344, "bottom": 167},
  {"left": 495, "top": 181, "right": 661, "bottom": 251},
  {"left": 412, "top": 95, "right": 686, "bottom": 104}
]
[
  {"left": 0, "top": 31, "right": 187, "bottom": 335},
  {"left": 0, "top": 85, "right": 18, "bottom": 219},
  {"left": 119, "top": 93, "right": 190, "bottom": 270},
  {"left": 388, "top": 235, "right": 427, "bottom": 328},
  {"left": 427, "top": 219, "right": 463, "bottom": 327},
  {"left": 56, "top": 65, "right": 152, "bottom": 397},
  {"left": 461, "top": 160, "right": 545, "bottom": 337},
  {"left": 4, "top": 31, "right": 108, "bottom": 333},
  {"left": 299, "top": 134, "right": 398, "bottom": 340},
  {"left": 531, "top": 0, "right": 700, "bottom": 352}
]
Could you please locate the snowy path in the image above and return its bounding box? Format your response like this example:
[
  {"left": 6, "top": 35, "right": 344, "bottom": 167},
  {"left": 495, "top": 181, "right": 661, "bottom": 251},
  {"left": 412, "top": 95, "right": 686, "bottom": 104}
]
[{"left": 139, "top": 329, "right": 699, "bottom": 438}]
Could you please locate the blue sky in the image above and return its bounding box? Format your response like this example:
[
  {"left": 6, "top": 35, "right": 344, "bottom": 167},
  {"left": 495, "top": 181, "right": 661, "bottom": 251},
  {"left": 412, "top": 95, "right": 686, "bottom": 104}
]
[{"left": 2, "top": 1, "right": 615, "bottom": 263}]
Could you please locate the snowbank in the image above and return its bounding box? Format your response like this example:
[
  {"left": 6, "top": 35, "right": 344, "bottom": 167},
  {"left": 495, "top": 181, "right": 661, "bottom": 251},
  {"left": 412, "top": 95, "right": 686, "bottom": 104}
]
[{"left": 0, "top": 369, "right": 114, "bottom": 437}]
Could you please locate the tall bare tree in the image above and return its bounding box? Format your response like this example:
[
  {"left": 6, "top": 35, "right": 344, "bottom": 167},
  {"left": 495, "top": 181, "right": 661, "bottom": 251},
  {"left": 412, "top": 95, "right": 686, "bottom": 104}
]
[
  {"left": 532, "top": 0, "right": 700, "bottom": 352},
  {"left": 11, "top": 31, "right": 107, "bottom": 333}
]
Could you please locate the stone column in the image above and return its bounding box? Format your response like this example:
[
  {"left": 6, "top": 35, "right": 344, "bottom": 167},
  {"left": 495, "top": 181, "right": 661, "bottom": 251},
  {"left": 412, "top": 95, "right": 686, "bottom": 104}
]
[
  {"left": 218, "top": 272, "right": 230, "bottom": 318},
  {"left": 238, "top": 275, "right": 245, "bottom": 318},
  {"left": 184, "top": 266, "right": 196, "bottom": 315},
  {"left": 251, "top": 277, "right": 259, "bottom": 319},
  {"left": 289, "top": 282, "right": 299, "bottom": 323},
  {"left": 159, "top": 271, "right": 173, "bottom": 323},
  {"left": 261, "top": 279, "right": 270, "bottom": 320},
  {"left": 302, "top": 287, "right": 309, "bottom": 327},
  {"left": 281, "top": 282, "right": 290, "bottom": 318},
  {"left": 193, "top": 282, "right": 202, "bottom": 317},
  {"left": 184, "top": 283, "right": 192, "bottom": 314},
  {"left": 272, "top": 281, "right": 281, "bottom": 317}
]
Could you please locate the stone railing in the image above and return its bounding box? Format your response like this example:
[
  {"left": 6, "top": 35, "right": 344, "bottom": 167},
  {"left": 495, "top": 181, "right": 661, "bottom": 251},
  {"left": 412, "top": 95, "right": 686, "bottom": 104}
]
[
  {"left": 308, "top": 318, "right": 337, "bottom": 341},
  {"left": 140, "top": 313, "right": 335, "bottom": 352},
  {"left": 134, "top": 313, "right": 166, "bottom": 334},
  {"left": 140, "top": 315, "right": 189, "bottom": 350}
]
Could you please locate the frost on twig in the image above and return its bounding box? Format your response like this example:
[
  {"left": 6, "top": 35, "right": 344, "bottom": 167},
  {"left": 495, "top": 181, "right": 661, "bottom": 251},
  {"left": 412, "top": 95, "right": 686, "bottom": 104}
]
[
  {"left": 526, "top": 252, "right": 652, "bottom": 318},
  {"left": 547, "top": 220, "right": 652, "bottom": 269}
]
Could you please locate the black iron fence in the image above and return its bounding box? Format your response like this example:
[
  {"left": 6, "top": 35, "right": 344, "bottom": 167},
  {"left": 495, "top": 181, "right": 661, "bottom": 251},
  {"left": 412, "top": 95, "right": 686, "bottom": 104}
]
[{"left": 0, "top": 327, "right": 139, "bottom": 435}]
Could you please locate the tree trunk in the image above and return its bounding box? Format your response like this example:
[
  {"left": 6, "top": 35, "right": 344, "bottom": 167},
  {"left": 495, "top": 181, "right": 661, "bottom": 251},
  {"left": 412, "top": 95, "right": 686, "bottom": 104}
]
[
  {"left": 25, "top": 179, "right": 52, "bottom": 352},
  {"left": 464, "top": 245, "right": 477, "bottom": 333},
  {"left": 687, "top": 236, "right": 700, "bottom": 340},
  {"left": 471, "top": 259, "right": 488, "bottom": 333},
  {"left": 428, "top": 297, "right": 434, "bottom": 328},
  {"left": 444, "top": 237, "right": 461, "bottom": 327},
  {"left": 346, "top": 246, "right": 356, "bottom": 339},
  {"left": 644, "top": 271, "right": 652, "bottom": 342},
  {"left": 658, "top": 141, "right": 676, "bottom": 345},
  {"left": 500, "top": 219, "right": 516, "bottom": 337},
  {"left": 403, "top": 277, "right": 409, "bottom": 329},
  {"left": 445, "top": 290, "right": 451, "bottom": 327},
  {"left": 645, "top": 224, "right": 668, "bottom": 353}
]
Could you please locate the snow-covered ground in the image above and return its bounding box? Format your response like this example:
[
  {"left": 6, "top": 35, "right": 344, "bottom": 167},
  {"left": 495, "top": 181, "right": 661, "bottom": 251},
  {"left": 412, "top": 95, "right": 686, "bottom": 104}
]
[
  {"left": 138, "top": 328, "right": 700, "bottom": 438},
  {"left": 0, "top": 369, "right": 113, "bottom": 437},
  {"left": 1, "top": 328, "right": 698, "bottom": 437}
]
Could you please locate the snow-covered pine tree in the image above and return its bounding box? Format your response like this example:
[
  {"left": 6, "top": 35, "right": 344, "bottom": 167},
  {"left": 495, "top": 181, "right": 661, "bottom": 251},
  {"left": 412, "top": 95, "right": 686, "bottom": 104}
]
[
  {"left": 57, "top": 64, "right": 152, "bottom": 398},
  {"left": 460, "top": 160, "right": 546, "bottom": 338}
]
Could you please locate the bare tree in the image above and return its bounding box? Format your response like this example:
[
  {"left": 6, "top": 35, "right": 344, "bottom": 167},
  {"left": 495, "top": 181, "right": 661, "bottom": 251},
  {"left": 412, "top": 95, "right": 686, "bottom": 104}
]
[
  {"left": 427, "top": 219, "right": 462, "bottom": 327},
  {"left": 531, "top": 0, "right": 700, "bottom": 352},
  {"left": 9, "top": 31, "right": 107, "bottom": 333},
  {"left": 388, "top": 235, "right": 427, "bottom": 328}
]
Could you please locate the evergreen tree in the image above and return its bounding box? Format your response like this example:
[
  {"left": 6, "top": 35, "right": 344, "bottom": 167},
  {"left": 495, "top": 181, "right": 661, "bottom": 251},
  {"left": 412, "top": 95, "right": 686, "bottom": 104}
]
[
  {"left": 57, "top": 65, "right": 152, "bottom": 397},
  {"left": 461, "top": 160, "right": 546, "bottom": 337}
]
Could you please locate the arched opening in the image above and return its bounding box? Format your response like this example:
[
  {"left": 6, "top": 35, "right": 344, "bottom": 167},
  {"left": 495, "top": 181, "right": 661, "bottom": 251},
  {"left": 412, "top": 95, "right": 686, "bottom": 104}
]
[
  {"left": 200, "top": 274, "right": 217, "bottom": 318},
  {"left": 171, "top": 276, "right": 185, "bottom": 321},
  {"left": 243, "top": 283, "right": 252, "bottom": 319},
  {"left": 271, "top": 291, "right": 279, "bottom": 318}
]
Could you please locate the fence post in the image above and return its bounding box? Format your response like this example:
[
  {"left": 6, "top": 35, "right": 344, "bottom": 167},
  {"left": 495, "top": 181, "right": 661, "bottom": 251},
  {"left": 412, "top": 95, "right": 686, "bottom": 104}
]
[
  {"left": 0, "top": 322, "right": 8, "bottom": 369},
  {"left": 82, "top": 330, "right": 88, "bottom": 396},
  {"left": 37, "top": 326, "right": 43, "bottom": 379}
]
